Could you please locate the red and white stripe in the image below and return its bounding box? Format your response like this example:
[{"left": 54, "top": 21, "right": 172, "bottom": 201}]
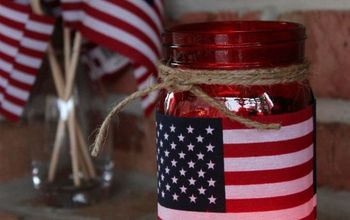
[
  {"left": 11, "top": 0, "right": 62, "bottom": 17},
  {"left": 0, "top": 1, "right": 29, "bottom": 105},
  {"left": 158, "top": 106, "right": 316, "bottom": 220},
  {"left": 223, "top": 106, "right": 316, "bottom": 217},
  {"left": 61, "top": 0, "right": 163, "bottom": 115},
  {"left": 158, "top": 196, "right": 316, "bottom": 220},
  {"left": 0, "top": 11, "right": 55, "bottom": 121},
  {"left": 61, "top": 0, "right": 84, "bottom": 27}
]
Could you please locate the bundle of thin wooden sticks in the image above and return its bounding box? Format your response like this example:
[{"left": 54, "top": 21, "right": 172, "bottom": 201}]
[{"left": 31, "top": 0, "right": 96, "bottom": 187}]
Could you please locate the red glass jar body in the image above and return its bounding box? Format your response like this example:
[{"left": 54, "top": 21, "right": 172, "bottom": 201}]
[
  {"left": 158, "top": 21, "right": 313, "bottom": 118},
  {"left": 156, "top": 21, "right": 316, "bottom": 219}
]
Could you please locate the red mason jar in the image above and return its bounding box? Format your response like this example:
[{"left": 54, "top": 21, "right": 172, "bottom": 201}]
[{"left": 156, "top": 21, "right": 316, "bottom": 220}]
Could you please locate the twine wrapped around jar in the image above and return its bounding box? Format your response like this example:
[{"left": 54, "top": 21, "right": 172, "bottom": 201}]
[{"left": 91, "top": 62, "right": 309, "bottom": 156}]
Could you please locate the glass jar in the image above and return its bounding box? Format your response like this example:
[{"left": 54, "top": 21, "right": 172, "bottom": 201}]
[
  {"left": 28, "top": 79, "right": 114, "bottom": 207},
  {"left": 156, "top": 21, "right": 316, "bottom": 219}
]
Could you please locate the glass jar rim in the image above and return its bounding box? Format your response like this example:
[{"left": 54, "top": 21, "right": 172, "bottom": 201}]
[
  {"left": 163, "top": 21, "right": 306, "bottom": 46},
  {"left": 162, "top": 21, "right": 306, "bottom": 69},
  {"left": 166, "top": 21, "right": 304, "bottom": 33}
]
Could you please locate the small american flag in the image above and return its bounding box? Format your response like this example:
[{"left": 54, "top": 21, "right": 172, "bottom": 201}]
[
  {"left": 61, "top": 0, "right": 164, "bottom": 115},
  {"left": 156, "top": 106, "right": 316, "bottom": 220},
  {"left": 0, "top": 1, "right": 55, "bottom": 121},
  {"left": 0, "top": 1, "right": 28, "bottom": 108}
]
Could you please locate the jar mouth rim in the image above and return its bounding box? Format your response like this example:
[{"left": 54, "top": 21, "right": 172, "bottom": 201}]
[
  {"left": 165, "top": 21, "right": 305, "bottom": 35},
  {"left": 163, "top": 21, "right": 306, "bottom": 48},
  {"left": 163, "top": 21, "right": 306, "bottom": 69}
]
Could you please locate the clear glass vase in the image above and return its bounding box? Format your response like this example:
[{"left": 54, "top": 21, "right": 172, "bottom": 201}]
[{"left": 28, "top": 90, "right": 114, "bottom": 207}]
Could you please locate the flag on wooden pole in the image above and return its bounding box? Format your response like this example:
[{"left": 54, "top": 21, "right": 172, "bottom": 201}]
[
  {"left": 61, "top": 0, "right": 164, "bottom": 115},
  {"left": 0, "top": 1, "right": 55, "bottom": 121},
  {"left": 0, "top": 1, "right": 28, "bottom": 108}
]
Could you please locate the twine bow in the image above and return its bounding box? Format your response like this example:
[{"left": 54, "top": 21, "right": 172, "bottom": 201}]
[{"left": 91, "top": 63, "right": 309, "bottom": 156}]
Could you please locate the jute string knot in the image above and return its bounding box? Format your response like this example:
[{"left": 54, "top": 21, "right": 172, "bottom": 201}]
[
  {"left": 91, "top": 62, "right": 309, "bottom": 156},
  {"left": 163, "top": 75, "right": 194, "bottom": 92}
]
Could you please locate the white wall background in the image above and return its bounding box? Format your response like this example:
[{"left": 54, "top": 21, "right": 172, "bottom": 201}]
[{"left": 165, "top": 0, "right": 350, "bottom": 19}]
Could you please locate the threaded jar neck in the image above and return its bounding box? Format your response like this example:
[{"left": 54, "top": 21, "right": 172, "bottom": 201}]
[{"left": 163, "top": 21, "right": 306, "bottom": 69}]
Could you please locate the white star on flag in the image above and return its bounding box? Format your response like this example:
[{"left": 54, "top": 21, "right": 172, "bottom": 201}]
[
  {"left": 207, "top": 161, "right": 215, "bottom": 169},
  {"left": 206, "top": 126, "right": 214, "bottom": 134},
  {"left": 171, "top": 159, "right": 177, "bottom": 167},
  {"left": 189, "top": 177, "right": 196, "bottom": 185},
  {"left": 164, "top": 150, "right": 170, "bottom": 157},
  {"left": 188, "top": 161, "right": 195, "bottom": 168},
  {"left": 206, "top": 143, "right": 215, "bottom": 152},
  {"left": 198, "top": 169, "right": 206, "bottom": 178},
  {"left": 178, "top": 134, "right": 185, "bottom": 142},
  {"left": 198, "top": 187, "right": 206, "bottom": 195},
  {"left": 208, "top": 195, "right": 217, "bottom": 204},
  {"left": 189, "top": 194, "right": 197, "bottom": 203},
  {"left": 173, "top": 193, "right": 179, "bottom": 201},
  {"left": 179, "top": 168, "right": 186, "bottom": 176},
  {"left": 197, "top": 152, "right": 204, "bottom": 160},
  {"left": 208, "top": 178, "right": 216, "bottom": 187},
  {"left": 187, "top": 125, "right": 194, "bottom": 133},
  {"left": 171, "top": 176, "right": 178, "bottom": 184},
  {"left": 180, "top": 185, "right": 187, "bottom": 193},
  {"left": 187, "top": 143, "right": 195, "bottom": 151},
  {"left": 178, "top": 151, "right": 186, "bottom": 159},
  {"left": 196, "top": 135, "right": 204, "bottom": 143},
  {"left": 170, "top": 142, "right": 176, "bottom": 149}
]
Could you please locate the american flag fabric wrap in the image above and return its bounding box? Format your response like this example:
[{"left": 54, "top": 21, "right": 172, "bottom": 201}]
[
  {"left": 61, "top": 0, "right": 164, "bottom": 115},
  {"left": 156, "top": 105, "right": 316, "bottom": 220},
  {"left": 0, "top": 1, "right": 55, "bottom": 121}
]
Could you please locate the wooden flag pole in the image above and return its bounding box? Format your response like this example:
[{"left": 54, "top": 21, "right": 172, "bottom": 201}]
[
  {"left": 30, "top": 0, "right": 65, "bottom": 98},
  {"left": 63, "top": 27, "right": 71, "bottom": 78},
  {"left": 47, "top": 26, "right": 75, "bottom": 183},
  {"left": 65, "top": 31, "right": 84, "bottom": 185},
  {"left": 31, "top": 0, "right": 96, "bottom": 187},
  {"left": 63, "top": 27, "right": 83, "bottom": 185},
  {"left": 47, "top": 45, "right": 65, "bottom": 98},
  {"left": 64, "top": 31, "right": 82, "bottom": 100},
  {"left": 30, "top": 0, "right": 68, "bottom": 182},
  {"left": 47, "top": 29, "right": 74, "bottom": 183},
  {"left": 48, "top": 119, "right": 66, "bottom": 182},
  {"left": 67, "top": 110, "right": 81, "bottom": 186}
]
